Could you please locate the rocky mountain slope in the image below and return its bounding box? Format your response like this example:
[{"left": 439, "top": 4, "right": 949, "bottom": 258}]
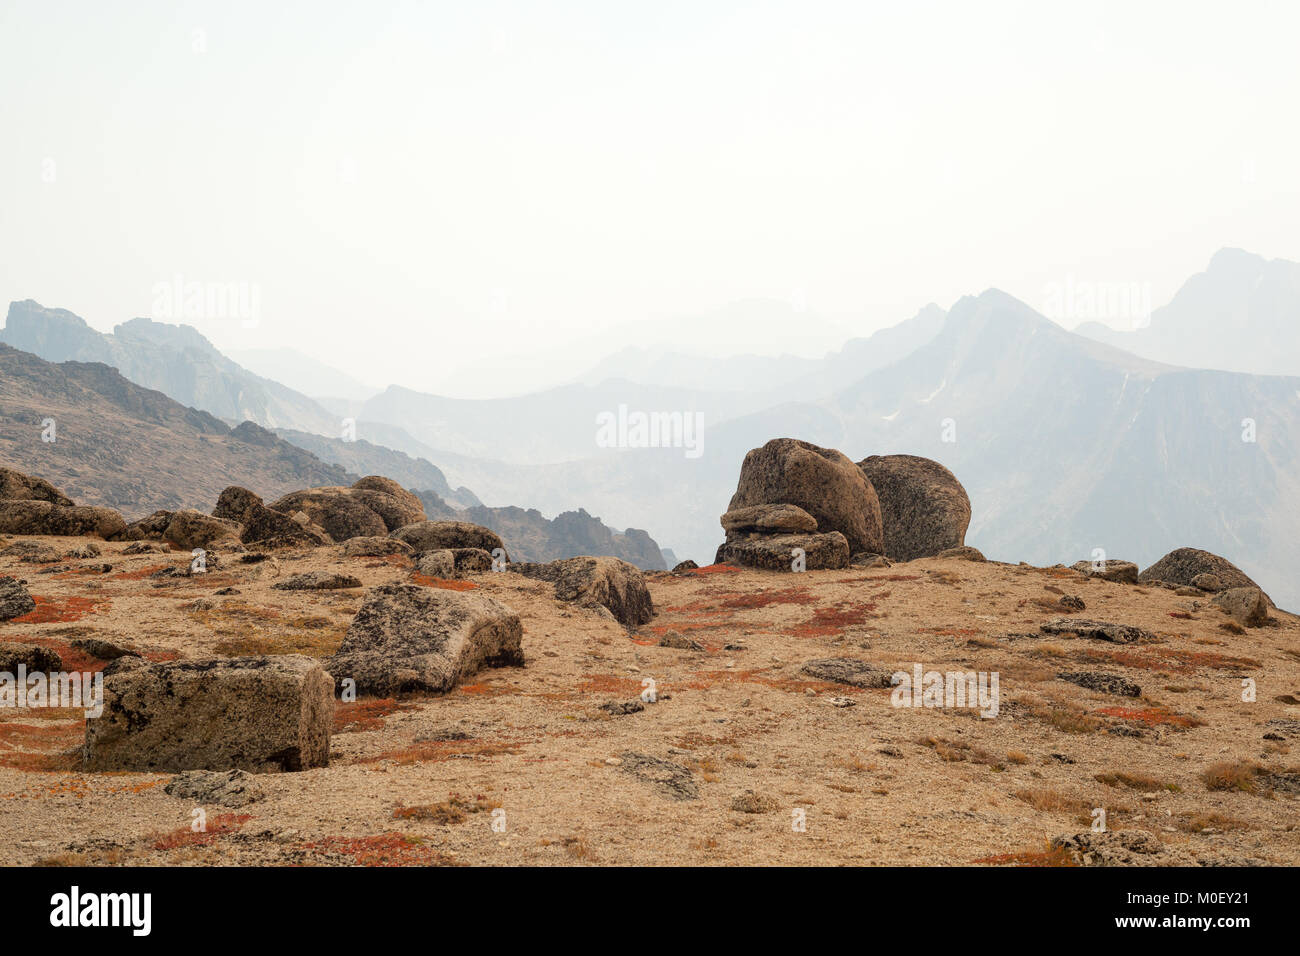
[
  {"left": 1, "top": 301, "right": 339, "bottom": 435},
  {"left": 0, "top": 344, "right": 352, "bottom": 515},
  {"left": 1076, "top": 248, "right": 1300, "bottom": 376}
]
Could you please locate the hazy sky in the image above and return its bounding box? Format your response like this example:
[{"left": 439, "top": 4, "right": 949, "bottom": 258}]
[{"left": 2, "top": 0, "right": 1298, "bottom": 397}]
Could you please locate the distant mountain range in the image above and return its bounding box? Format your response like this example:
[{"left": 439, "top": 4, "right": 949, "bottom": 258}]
[
  {"left": 5, "top": 248, "right": 1296, "bottom": 600},
  {"left": 0, "top": 343, "right": 351, "bottom": 513},
  {"left": 1075, "top": 248, "right": 1300, "bottom": 376},
  {"left": 0, "top": 301, "right": 339, "bottom": 435}
]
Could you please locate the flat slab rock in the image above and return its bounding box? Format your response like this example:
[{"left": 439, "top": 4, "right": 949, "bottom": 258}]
[
  {"left": 326, "top": 583, "right": 523, "bottom": 696},
  {"left": 272, "top": 571, "right": 362, "bottom": 591},
  {"left": 1057, "top": 671, "right": 1141, "bottom": 697},
  {"left": 715, "top": 531, "right": 850, "bottom": 572},
  {"left": 84, "top": 655, "right": 334, "bottom": 773},
  {"left": 513, "top": 556, "right": 653, "bottom": 628},
  {"left": 1039, "top": 618, "right": 1156, "bottom": 644},
  {"left": 801, "top": 658, "right": 894, "bottom": 688},
  {"left": 619, "top": 751, "right": 698, "bottom": 801},
  {"left": 164, "top": 768, "right": 265, "bottom": 807},
  {"left": 1071, "top": 560, "right": 1139, "bottom": 583}
]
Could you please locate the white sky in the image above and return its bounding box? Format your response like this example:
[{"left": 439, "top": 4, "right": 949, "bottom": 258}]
[{"left": 2, "top": 0, "right": 1298, "bottom": 397}]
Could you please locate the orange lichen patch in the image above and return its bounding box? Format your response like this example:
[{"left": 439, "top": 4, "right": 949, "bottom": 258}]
[
  {"left": 9, "top": 595, "right": 109, "bottom": 625},
  {"left": 151, "top": 813, "right": 252, "bottom": 850},
  {"left": 971, "top": 845, "right": 1076, "bottom": 867},
  {"left": 363, "top": 554, "right": 413, "bottom": 569},
  {"left": 297, "top": 833, "right": 462, "bottom": 867},
  {"left": 687, "top": 564, "right": 740, "bottom": 575},
  {"left": 574, "top": 675, "right": 644, "bottom": 696},
  {"left": 790, "top": 601, "right": 878, "bottom": 638},
  {"left": 6, "top": 637, "right": 106, "bottom": 673},
  {"left": 355, "top": 738, "right": 523, "bottom": 766},
  {"left": 1096, "top": 706, "right": 1204, "bottom": 729},
  {"left": 1079, "top": 647, "right": 1260, "bottom": 675},
  {"left": 410, "top": 573, "right": 477, "bottom": 591},
  {"left": 111, "top": 564, "right": 169, "bottom": 581},
  {"left": 0, "top": 717, "right": 84, "bottom": 771},
  {"left": 333, "top": 698, "right": 417, "bottom": 734}
]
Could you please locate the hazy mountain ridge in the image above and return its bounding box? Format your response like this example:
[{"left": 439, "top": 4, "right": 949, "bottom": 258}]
[
  {"left": 0, "top": 301, "right": 340, "bottom": 435},
  {"left": 0, "top": 344, "right": 354, "bottom": 515},
  {"left": 1075, "top": 248, "right": 1300, "bottom": 375}
]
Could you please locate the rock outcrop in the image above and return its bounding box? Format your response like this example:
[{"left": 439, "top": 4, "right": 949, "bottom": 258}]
[
  {"left": 1139, "top": 548, "right": 1273, "bottom": 605},
  {"left": 326, "top": 584, "right": 523, "bottom": 696},
  {"left": 0, "top": 576, "right": 36, "bottom": 621},
  {"left": 726, "top": 439, "right": 884, "bottom": 555},
  {"left": 1072, "top": 560, "right": 1139, "bottom": 584},
  {"left": 0, "top": 500, "right": 126, "bottom": 539},
  {"left": 84, "top": 656, "right": 334, "bottom": 772},
  {"left": 390, "top": 520, "right": 507, "bottom": 557},
  {"left": 0, "top": 467, "right": 74, "bottom": 507},
  {"left": 857, "top": 454, "right": 970, "bottom": 561},
  {"left": 513, "top": 556, "right": 654, "bottom": 627},
  {"left": 715, "top": 532, "right": 850, "bottom": 572},
  {"left": 1211, "top": 587, "right": 1270, "bottom": 627}
]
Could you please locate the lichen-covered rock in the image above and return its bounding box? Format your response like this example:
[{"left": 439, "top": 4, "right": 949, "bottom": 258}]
[
  {"left": 162, "top": 510, "right": 243, "bottom": 550},
  {"left": 271, "top": 571, "right": 362, "bottom": 591},
  {"left": 268, "top": 488, "right": 386, "bottom": 542},
  {"left": 800, "top": 658, "right": 893, "bottom": 688},
  {"left": 342, "top": 535, "right": 413, "bottom": 557},
  {"left": 211, "top": 486, "right": 264, "bottom": 524},
  {"left": 390, "top": 520, "right": 507, "bottom": 557},
  {"left": 513, "top": 556, "right": 654, "bottom": 627},
  {"left": 415, "top": 549, "right": 455, "bottom": 578},
  {"left": 727, "top": 439, "right": 883, "bottom": 555},
  {"left": 1039, "top": 618, "right": 1156, "bottom": 644},
  {"left": 164, "top": 768, "right": 265, "bottom": 807},
  {"left": 241, "top": 500, "right": 330, "bottom": 548},
  {"left": 1057, "top": 671, "right": 1141, "bottom": 697},
  {"left": 1211, "top": 587, "right": 1269, "bottom": 627},
  {"left": 715, "top": 531, "right": 850, "bottom": 572},
  {"left": 1139, "top": 548, "right": 1272, "bottom": 606},
  {"left": 451, "top": 547, "right": 494, "bottom": 574},
  {"left": 326, "top": 584, "right": 523, "bottom": 696},
  {"left": 83, "top": 655, "right": 334, "bottom": 772},
  {"left": 1050, "top": 830, "right": 1163, "bottom": 866},
  {"left": 0, "top": 500, "right": 126, "bottom": 539},
  {"left": 857, "top": 454, "right": 970, "bottom": 561},
  {"left": 0, "top": 639, "right": 61, "bottom": 672},
  {"left": 720, "top": 503, "right": 818, "bottom": 536},
  {"left": 351, "top": 476, "right": 426, "bottom": 522},
  {"left": 0, "top": 467, "right": 74, "bottom": 507},
  {"left": 1072, "top": 559, "right": 1139, "bottom": 584},
  {"left": 937, "top": 546, "right": 985, "bottom": 562},
  {"left": 0, "top": 580, "right": 36, "bottom": 624}
]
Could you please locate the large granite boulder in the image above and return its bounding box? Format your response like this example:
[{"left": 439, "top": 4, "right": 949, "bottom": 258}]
[
  {"left": 269, "top": 488, "right": 387, "bottom": 541},
  {"left": 0, "top": 467, "right": 74, "bottom": 507},
  {"left": 326, "top": 584, "right": 523, "bottom": 696},
  {"left": 162, "top": 510, "right": 243, "bottom": 550},
  {"left": 390, "top": 520, "right": 507, "bottom": 557},
  {"left": 83, "top": 656, "right": 334, "bottom": 772},
  {"left": 857, "top": 455, "right": 971, "bottom": 561},
  {"left": 720, "top": 503, "right": 818, "bottom": 536},
  {"left": 513, "top": 556, "right": 653, "bottom": 627},
  {"left": 0, "top": 500, "right": 126, "bottom": 539},
  {"left": 1138, "top": 548, "right": 1273, "bottom": 606},
  {"left": 726, "top": 439, "right": 884, "bottom": 555}
]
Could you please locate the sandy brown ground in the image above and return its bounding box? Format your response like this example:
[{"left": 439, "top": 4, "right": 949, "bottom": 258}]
[{"left": 1, "top": 534, "right": 1297, "bottom": 866}]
